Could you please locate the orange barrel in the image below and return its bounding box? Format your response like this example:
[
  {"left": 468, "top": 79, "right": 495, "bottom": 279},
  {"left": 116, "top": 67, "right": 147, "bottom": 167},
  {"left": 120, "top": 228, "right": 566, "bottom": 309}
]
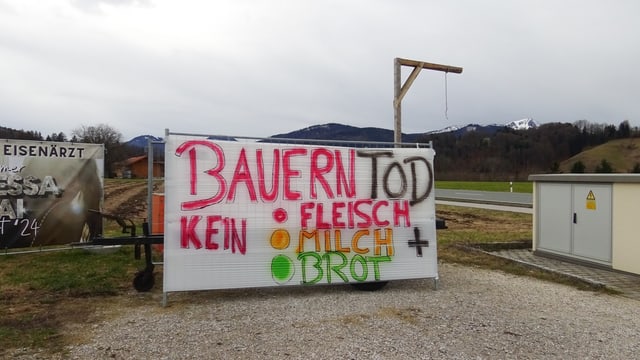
[
  {"left": 152, "top": 193, "right": 165, "bottom": 253},
  {"left": 151, "top": 193, "right": 165, "bottom": 234}
]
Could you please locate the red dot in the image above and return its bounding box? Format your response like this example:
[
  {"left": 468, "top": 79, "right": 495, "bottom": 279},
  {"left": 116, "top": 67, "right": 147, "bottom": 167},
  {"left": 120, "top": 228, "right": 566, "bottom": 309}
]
[{"left": 273, "top": 208, "right": 288, "bottom": 223}]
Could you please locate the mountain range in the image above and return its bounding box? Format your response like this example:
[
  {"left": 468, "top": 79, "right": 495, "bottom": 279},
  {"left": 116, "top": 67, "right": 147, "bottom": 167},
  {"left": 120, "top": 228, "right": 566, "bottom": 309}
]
[{"left": 125, "top": 118, "right": 539, "bottom": 148}]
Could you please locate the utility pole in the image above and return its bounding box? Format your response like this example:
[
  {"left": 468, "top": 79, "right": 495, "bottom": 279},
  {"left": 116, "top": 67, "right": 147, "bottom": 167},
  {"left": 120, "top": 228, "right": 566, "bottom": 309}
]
[{"left": 393, "top": 57, "right": 463, "bottom": 145}]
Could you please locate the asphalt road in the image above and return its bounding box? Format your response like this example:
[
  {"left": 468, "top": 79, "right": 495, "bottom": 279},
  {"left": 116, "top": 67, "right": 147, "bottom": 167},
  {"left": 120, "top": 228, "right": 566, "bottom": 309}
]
[
  {"left": 434, "top": 189, "right": 533, "bottom": 214},
  {"left": 435, "top": 189, "right": 532, "bottom": 207},
  {"left": 435, "top": 200, "right": 533, "bottom": 214}
]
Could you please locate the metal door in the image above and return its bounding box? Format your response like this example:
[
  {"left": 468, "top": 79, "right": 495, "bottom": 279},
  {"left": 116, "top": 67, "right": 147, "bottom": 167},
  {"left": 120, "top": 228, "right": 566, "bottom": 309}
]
[
  {"left": 572, "top": 184, "right": 612, "bottom": 263},
  {"left": 537, "top": 183, "right": 572, "bottom": 254}
]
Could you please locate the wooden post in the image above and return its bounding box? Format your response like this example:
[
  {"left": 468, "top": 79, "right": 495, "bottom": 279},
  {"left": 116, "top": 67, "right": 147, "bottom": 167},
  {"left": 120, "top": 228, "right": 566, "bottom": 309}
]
[
  {"left": 394, "top": 58, "right": 402, "bottom": 146},
  {"left": 393, "top": 57, "right": 463, "bottom": 146}
]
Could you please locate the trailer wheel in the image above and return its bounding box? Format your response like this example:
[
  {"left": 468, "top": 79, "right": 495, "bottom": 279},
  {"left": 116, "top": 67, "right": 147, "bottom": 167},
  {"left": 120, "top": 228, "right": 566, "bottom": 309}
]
[
  {"left": 133, "top": 270, "right": 155, "bottom": 292},
  {"left": 350, "top": 281, "right": 388, "bottom": 291}
]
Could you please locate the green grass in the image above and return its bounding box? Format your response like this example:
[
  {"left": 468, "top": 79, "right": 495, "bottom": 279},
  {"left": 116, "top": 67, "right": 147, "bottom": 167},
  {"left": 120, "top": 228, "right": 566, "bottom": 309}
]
[
  {"left": 2, "top": 247, "right": 138, "bottom": 295},
  {"left": 0, "top": 326, "right": 58, "bottom": 353},
  {"left": 435, "top": 181, "right": 533, "bottom": 193},
  {"left": 0, "top": 247, "right": 144, "bottom": 353}
]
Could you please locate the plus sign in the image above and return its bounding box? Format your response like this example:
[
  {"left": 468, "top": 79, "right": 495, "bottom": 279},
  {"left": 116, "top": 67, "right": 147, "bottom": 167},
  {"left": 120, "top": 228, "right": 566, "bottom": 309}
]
[{"left": 408, "top": 227, "right": 429, "bottom": 257}]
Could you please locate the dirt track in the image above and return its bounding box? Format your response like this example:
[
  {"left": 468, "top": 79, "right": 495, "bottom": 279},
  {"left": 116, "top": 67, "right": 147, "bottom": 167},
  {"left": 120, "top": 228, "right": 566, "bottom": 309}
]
[{"left": 103, "top": 179, "right": 163, "bottom": 224}]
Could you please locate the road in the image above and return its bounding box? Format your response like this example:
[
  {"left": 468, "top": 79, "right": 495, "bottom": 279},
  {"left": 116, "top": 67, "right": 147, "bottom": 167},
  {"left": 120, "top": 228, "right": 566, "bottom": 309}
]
[
  {"left": 435, "top": 189, "right": 532, "bottom": 206},
  {"left": 434, "top": 189, "right": 533, "bottom": 214}
]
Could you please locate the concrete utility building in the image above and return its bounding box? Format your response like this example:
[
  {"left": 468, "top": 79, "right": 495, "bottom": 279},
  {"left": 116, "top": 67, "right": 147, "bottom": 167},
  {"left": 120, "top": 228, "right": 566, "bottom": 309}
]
[{"left": 529, "top": 174, "right": 640, "bottom": 276}]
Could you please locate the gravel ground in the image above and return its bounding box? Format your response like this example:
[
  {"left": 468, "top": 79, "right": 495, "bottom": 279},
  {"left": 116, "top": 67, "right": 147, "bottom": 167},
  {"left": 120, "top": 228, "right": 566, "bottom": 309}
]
[{"left": 14, "top": 262, "right": 640, "bottom": 359}]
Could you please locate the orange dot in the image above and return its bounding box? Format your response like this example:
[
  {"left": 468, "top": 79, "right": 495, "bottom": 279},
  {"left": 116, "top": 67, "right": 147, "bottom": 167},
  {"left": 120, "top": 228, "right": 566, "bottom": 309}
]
[{"left": 270, "top": 229, "right": 290, "bottom": 250}]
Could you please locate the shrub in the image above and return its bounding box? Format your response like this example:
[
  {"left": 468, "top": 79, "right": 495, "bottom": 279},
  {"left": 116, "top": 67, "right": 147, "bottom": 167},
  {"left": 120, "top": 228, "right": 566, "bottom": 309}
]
[
  {"left": 571, "top": 161, "right": 586, "bottom": 173},
  {"left": 595, "top": 159, "right": 613, "bottom": 173}
]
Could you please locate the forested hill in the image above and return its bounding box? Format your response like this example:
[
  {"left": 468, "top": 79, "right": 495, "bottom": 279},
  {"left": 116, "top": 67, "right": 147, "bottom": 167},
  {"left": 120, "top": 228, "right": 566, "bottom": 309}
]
[
  {"left": 418, "top": 120, "right": 637, "bottom": 181},
  {"left": 2, "top": 120, "right": 638, "bottom": 180},
  {"left": 0, "top": 127, "right": 45, "bottom": 141}
]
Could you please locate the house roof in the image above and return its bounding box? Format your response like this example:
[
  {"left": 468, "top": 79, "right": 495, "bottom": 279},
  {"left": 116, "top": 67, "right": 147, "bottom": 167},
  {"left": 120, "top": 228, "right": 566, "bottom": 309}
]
[
  {"left": 123, "top": 155, "right": 147, "bottom": 166},
  {"left": 118, "top": 155, "right": 164, "bottom": 166}
]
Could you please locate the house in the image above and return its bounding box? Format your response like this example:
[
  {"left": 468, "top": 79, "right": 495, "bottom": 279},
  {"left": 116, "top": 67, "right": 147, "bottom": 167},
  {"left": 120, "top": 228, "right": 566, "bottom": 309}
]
[{"left": 115, "top": 155, "right": 164, "bottom": 178}]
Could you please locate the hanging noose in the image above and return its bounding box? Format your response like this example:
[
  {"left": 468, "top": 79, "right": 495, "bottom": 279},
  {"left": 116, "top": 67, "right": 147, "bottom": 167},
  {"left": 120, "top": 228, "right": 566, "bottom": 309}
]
[{"left": 444, "top": 71, "right": 449, "bottom": 121}]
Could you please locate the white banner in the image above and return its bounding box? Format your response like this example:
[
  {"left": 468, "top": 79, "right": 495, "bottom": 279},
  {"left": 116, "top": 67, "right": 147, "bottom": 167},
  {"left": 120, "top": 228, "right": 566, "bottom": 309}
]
[{"left": 164, "top": 134, "right": 437, "bottom": 292}]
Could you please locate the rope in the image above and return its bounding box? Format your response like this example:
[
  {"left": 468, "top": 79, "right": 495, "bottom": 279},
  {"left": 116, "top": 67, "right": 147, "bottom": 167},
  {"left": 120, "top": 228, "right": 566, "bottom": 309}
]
[{"left": 444, "top": 71, "right": 449, "bottom": 121}]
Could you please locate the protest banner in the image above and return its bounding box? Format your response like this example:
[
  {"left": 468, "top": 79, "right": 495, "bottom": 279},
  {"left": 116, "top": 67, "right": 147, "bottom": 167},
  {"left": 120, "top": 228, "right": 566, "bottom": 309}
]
[{"left": 164, "top": 134, "right": 437, "bottom": 291}]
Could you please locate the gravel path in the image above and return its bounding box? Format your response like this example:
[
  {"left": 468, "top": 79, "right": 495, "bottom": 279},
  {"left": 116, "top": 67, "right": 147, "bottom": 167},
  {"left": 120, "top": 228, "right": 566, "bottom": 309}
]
[{"left": 22, "top": 263, "right": 640, "bottom": 359}]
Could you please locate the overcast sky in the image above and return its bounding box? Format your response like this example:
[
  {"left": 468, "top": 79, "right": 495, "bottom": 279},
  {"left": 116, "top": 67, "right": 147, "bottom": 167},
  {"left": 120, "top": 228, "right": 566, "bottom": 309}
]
[{"left": 1, "top": 0, "right": 638, "bottom": 141}]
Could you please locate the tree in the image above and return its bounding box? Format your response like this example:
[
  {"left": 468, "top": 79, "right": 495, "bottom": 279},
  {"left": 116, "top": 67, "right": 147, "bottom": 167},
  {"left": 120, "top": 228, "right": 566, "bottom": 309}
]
[
  {"left": 631, "top": 163, "right": 640, "bottom": 173},
  {"left": 571, "top": 161, "right": 586, "bottom": 173},
  {"left": 72, "top": 124, "right": 122, "bottom": 145},
  {"left": 595, "top": 159, "right": 613, "bottom": 173},
  {"left": 72, "top": 124, "right": 125, "bottom": 177},
  {"left": 617, "top": 120, "right": 631, "bottom": 138},
  {"left": 604, "top": 125, "right": 617, "bottom": 140},
  {"left": 46, "top": 132, "right": 67, "bottom": 142}
]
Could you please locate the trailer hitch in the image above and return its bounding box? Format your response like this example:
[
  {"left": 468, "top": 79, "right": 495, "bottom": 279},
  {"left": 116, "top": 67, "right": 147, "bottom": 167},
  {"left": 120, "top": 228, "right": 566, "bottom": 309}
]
[{"left": 74, "top": 210, "right": 164, "bottom": 292}]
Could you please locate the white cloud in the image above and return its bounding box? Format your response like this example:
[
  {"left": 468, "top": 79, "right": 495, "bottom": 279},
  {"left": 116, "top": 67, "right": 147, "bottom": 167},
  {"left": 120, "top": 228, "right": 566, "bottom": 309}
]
[{"left": 0, "top": 0, "right": 639, "bottom": 140}]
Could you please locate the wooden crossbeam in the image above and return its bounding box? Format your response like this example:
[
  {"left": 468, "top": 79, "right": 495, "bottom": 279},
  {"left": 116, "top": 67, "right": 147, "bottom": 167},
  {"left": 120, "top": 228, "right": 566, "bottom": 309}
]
[
  {"left": 393, "top": 57, "right": 463, "bottom": 145},
  {"left": 396, "top": 57, "right": 463, "bottom": 74}
]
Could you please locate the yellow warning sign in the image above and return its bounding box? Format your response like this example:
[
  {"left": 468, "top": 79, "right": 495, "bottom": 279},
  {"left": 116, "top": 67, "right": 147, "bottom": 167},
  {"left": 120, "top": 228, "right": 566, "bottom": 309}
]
[{"left": 586, "top": 190, "right": 596, "bottom": 210}]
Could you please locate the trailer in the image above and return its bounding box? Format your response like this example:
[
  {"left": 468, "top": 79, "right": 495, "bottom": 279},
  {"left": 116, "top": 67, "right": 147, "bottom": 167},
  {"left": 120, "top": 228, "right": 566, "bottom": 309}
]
[
  {"left": 77, "top": 210, "right": 164, "bottom": 292},
  {"left": 20, "top": 133, "right": 443, "bottom": 302}
]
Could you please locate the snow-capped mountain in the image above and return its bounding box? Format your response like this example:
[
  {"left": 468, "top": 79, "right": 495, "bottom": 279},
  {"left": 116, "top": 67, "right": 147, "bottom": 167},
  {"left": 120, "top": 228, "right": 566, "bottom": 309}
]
[
  {"left": 427, "top": 125, "right": 460, "bottom": 134},
  {"left": 505, "top": 118, "right": 539, "bottom": 130},
  {"left": 427, "top": 118, "right": 539, "bottom": 135}
]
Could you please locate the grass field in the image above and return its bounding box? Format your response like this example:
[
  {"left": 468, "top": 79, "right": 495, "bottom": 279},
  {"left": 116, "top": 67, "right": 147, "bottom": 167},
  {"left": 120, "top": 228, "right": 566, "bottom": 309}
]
[
  {"left": 559, "top": 137, "right": 640, "bottom": 173},
  {"left": 0, "top": 246, "right": 142, "bottom": 352}
]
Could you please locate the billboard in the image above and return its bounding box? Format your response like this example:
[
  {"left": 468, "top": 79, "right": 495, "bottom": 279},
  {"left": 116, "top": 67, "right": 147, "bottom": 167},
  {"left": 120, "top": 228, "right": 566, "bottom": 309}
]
[
  {"left": 164, "top": 134, "right": 437, "bottom": 292},
  {"left": 0, "top": 139, "right": 104, "bottom": 249}
]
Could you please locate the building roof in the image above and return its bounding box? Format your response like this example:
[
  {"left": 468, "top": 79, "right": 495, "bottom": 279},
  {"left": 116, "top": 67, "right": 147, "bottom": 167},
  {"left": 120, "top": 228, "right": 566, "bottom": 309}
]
[
  {"left": 117, "top": 155, "right": 164, "bottom": 167},
  {"left": 123, "top": 155, "right": 147, "bottom": 166}
]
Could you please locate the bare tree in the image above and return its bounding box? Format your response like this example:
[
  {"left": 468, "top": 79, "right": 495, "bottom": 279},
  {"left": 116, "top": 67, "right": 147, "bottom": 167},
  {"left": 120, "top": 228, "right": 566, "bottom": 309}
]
[
  {"left": 72, "top": 124, "right": 125, "bottom": 177},
  {"left": 72, "top": 124, "right": 122, "bottom": 145}
]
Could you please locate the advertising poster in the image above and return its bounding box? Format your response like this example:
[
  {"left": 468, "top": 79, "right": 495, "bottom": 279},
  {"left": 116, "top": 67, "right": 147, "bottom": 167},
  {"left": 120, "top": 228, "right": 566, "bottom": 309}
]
[
  {"left": 0, "top": 139, "right": 104, "bottom": 249},
  {"left": 164, "top": 134, "right": 437, "bottom": 292}
]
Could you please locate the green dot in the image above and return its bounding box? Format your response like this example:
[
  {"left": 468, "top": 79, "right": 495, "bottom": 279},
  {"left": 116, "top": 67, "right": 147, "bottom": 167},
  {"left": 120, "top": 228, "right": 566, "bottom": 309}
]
[{"left": 271, "top": 254, "right": 294, "bottom": 283}]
